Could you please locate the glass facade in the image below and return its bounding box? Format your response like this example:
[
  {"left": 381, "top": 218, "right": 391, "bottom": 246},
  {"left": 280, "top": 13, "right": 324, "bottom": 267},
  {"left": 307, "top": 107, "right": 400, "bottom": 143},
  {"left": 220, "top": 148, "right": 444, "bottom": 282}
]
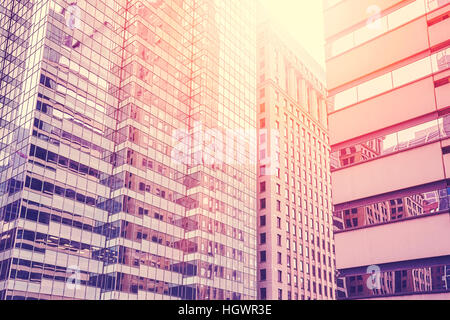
[
  {"left": 334, "top": 187, "right": 450, "bottom": 230},
  {"left": 331, "top": 114, "right": 450, "bottom": 170},
  {"left": 337, "top": 258, "right": 450, "bottom": 299},
  {"left": 325, "top": 0, "right": 450, "bottom": 60},
  {"left": 331, "top": 46, "right": 450, "bottom": 112},
  {"left": 0, "top": 0, "right": 257, "bottom": 300},
  {"left": 325, "top": 0, "right": 450, "bottom": 301}
]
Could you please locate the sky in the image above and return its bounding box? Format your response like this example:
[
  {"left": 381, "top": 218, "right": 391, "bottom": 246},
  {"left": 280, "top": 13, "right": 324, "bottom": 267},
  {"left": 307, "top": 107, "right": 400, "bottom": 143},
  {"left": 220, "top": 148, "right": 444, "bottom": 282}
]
[{"left": 258, "top": 0, "right": 326, "bottom": 69}]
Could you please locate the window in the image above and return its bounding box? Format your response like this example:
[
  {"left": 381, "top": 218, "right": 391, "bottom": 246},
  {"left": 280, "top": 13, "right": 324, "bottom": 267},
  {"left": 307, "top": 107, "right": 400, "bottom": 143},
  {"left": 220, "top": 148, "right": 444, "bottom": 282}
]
[
  {"left": 260, "top": 269, "right": 267, "bottom": 281},
  {"left": 260, "top": 198, "right": 266, "bottom": 210},
  {"left": 278, "top": 270, "right": 282, "bottom": 283},
  {"left": 260, "top": 233, "right": 266, "bottom": 244},
  {"left": 278, "top": 289, "right": 283, "bottom": 300},
  {"left": 277, "top": 252, "right": 282, "bottom": 264},
  {"left": 260, "top": 103, "right": 265, "bottom": 113},
  {"left": 260, "top": 251, "right": 266, "bottom": 262},
  {"left": 260, "top": 215, "right": 266, "bottom": 227},
  {"left": 260, "top": 181, "right": 266, "bottom": 193},
  {"left": 260, "top": 288, "right": 267, "bottom": 300},
  {"left": 260, "top": 118, "right": 266, "bottom": 128},
  {"left": 260, "top": 165, "right": 266, "bottom": 176}
]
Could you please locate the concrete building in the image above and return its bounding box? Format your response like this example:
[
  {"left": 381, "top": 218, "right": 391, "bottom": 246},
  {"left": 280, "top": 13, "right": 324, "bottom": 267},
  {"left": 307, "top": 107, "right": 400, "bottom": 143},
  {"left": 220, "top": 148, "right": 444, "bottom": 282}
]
[
  {"left": 256, "top": 18, "right": 336, "bottom": 300},
  {"left": 0, "top": 0, "right": 257, "bottom": 300},
  {"left": 323, "top": 0, "right": 450, "bottom": 299}
]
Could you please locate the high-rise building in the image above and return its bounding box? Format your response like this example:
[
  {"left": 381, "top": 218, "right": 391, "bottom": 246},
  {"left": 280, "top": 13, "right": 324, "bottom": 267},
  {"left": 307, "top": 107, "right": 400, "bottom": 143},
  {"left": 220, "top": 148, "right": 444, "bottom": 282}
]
[
  {"left": 0, "top": 0, "right": 257, "bottom": 300},
  {"left": 323, "top": 0, "right": 450, "bottom": 299},
  {"left": 256, "top": 18, "right": 337, "bottom": 300}
]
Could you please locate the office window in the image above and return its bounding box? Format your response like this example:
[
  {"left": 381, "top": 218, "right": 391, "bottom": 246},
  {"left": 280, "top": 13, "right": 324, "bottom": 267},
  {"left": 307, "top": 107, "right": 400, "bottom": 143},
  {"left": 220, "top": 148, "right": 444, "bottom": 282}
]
[
  {"left": 260, "top": 118, "right": 266, "bottom": 128},
  {"left": 260, "top": 251, "right": 266, "bottom": 262},
  {"left": 260, "top": 269, "right": 267, "bottom": 281},
  {"left": 260, "top": 103, "right": 265, "bottom": 113},
  {"left": 260, "top": 165, "right": 266, "bottom": 176},
  {"left": 260, "top": 288, "right": 267, "bottom": 300},
  {"left": 260, "top": 198, "right": 266, "bottom": 210},
  {"left": 260, "top": 215, "right": 266, "bottom": 226},
  {"left": 260, "top": 181, "right": 266, "bottom": 193},
  {"left": 260, "top": 233, "right": 266, "bottom": 244}
]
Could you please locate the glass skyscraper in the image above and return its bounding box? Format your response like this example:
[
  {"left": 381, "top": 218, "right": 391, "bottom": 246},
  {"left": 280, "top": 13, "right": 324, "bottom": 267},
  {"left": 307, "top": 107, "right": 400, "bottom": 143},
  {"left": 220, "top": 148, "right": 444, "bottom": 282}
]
[{"left": 0, "top": 0, "right": 257, "bottom": 300}]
